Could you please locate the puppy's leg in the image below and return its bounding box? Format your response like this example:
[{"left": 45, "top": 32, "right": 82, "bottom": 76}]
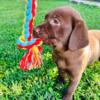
[{"left": 62, "top": 74, "right": 82, "bottom": 100}]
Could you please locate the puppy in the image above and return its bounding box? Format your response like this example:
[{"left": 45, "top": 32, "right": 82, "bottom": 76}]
[{"left": 33, "top": 7, "right": 100, "bottom": 100}]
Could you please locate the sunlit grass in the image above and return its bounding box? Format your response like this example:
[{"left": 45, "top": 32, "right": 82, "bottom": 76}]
[{"left": 0, "top": 0, "right": 100, "bottom": 99}]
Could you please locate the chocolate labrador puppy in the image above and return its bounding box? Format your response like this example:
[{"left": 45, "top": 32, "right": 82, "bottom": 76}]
[{"left": 33, "top": 7, "right": 100, "bottom": 100}]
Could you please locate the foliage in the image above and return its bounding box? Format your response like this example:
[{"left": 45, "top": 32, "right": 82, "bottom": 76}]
[{"left": 0, "top": 0, "right": 100, "bottom": 100}]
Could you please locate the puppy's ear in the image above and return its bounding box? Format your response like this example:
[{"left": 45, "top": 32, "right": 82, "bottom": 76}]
[{"left": 68, "top": 19, "right": 89, "bottom": 51}]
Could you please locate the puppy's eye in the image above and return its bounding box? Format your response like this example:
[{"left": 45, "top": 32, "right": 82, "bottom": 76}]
[
  {"left": 53, "top": 18, "right": 59, "bottom": 24},
  {"left": 50, "top": 18, "right": 60, "bottom": 25}
]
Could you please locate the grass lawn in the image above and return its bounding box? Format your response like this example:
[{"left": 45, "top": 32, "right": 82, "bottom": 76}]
[{"left": 0, "top": 0, "right": 100, "bottom": 99}]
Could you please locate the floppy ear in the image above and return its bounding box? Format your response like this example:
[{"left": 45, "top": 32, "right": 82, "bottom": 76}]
[{"left": 68, "top": 19, "right": 89, "bottom": 51}]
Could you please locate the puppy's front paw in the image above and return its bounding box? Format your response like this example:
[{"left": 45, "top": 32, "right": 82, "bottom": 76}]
[{"left": 62, "top": 96, "right": 72, "bottom": 100}]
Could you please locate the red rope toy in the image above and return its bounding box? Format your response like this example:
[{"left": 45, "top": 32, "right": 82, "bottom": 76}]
[{"left": 17, "top": 0, "right": 43, "bottom": 71}]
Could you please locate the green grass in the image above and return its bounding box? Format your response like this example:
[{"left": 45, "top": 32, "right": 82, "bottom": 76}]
[{"left": 0, "top": 0, "right": 100, "bottom": 100}]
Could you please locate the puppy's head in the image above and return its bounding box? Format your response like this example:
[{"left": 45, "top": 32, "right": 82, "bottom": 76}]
[{"left": 34, "top": 7, "right": 89, "bottom": 51}]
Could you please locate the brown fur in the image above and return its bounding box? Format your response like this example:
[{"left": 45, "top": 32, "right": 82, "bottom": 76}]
[{"left": 33, "top": 7, "right": 100, "bottom": 100}]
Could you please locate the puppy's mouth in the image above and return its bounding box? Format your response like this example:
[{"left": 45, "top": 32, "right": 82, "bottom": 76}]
[
  {"left": 33, "top": 28, "right": 57, "bottom": 47},
  {"left": 40, "top": 35, "right": 57, "bottom": 48}
]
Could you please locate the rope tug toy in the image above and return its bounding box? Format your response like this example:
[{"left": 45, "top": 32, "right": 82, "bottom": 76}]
[{"left": 17, "top": 0, "right": 43, "bottom": 71}]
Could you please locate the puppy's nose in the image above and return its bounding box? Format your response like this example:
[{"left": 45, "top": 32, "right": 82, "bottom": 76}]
[
  {"left": 33, "top": 27, "right": 40, "bottom": 38},
  {"left": 35, "top": 27, "right": 40, "bottom": 33},
  {"left": 33, "top": 27, "right": 40, "bottom": 34}
]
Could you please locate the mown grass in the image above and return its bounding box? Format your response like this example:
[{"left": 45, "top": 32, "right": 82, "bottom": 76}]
[{"left": 0, "top": 0, "right": 100, "bottom": 100}]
